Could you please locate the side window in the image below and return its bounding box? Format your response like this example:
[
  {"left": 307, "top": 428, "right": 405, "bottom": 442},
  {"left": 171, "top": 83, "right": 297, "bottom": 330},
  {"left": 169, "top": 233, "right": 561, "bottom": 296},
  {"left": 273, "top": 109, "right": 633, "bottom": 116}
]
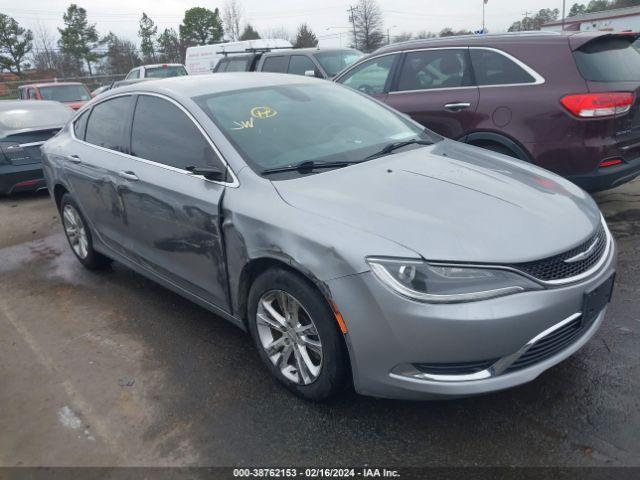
[
  {"left": 339, "top": 55, "right": 395, "bottom": 95},
  {"left": 288, "top": 55, "right": 317, "bottom": 76},
  {"left": 261, "top": 56, "right": 289, "bottom": 73},
  {"left": 225, "top": 58, "right": 250, "bottom": 72},
  {"left": 28, "top": 88, "right": 38, "bottom": 99},
  {"left": 85, "top": 96, "right": 131, "bottom": 152},
  {"left": 470, "top": 49, "right": 535, "bottom": 86},
  {"left": 396, "top": 49, "right": 473, "bottom": 92},
  {"left": 131, "top": 95, "right": 223, "bottom": 172},
  {"left": 126, "top": 69, "right": 139, "bottom": 80},
  {"left": 73, "top": 110, "right": 89, "bottom": 140},
  {"left": 215, "top": 60, "right": 228, "bottom": 72}
]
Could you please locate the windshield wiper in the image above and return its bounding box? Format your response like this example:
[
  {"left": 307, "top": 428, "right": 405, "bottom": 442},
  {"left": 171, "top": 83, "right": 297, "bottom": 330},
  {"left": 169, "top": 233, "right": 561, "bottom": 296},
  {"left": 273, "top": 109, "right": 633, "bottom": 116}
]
[
  {"left": 261, "top": 160, "right": 361, "bottom": 175},
  {"left": 364, "top": 139, "right": 433, "bottom": 161}
]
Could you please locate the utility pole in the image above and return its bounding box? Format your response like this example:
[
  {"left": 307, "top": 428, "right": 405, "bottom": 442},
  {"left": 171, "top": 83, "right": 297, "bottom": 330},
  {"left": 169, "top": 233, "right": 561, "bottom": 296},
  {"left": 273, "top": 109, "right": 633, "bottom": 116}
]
[
  {"left": 482, "top": 0, "right": 486, "bottom": 33},
  {"left": 562, "top": 0, "right": 566, "bottom": 31},
  {"left": 348, "top": 5, "right": 358, "bottom": 50}
]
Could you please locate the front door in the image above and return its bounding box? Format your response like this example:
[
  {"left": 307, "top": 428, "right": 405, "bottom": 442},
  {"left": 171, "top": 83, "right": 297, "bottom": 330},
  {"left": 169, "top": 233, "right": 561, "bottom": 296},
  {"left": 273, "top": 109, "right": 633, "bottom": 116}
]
[
  {"left": 117, "top": 94, "right": 230, "bottom": 310},
  {"left": 385, "top": 48, "right": 480, "bottom": 140}
]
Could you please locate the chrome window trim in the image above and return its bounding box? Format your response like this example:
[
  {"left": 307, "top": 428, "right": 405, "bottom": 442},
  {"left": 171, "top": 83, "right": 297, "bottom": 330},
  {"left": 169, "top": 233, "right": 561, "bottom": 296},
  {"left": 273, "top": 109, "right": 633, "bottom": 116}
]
[
  {"left": 469, "top": 46, "right": 545, "bottom": 88},
  {"left": 390, "top": 311, "right": 585, "bottom": 382},
  {"left": 69, "top": 91, "right": 240, "bottom": 188},
  {"left": 350, "top": 45, "right": 546, "bottom": 95},
  {"left": 428, "top": 216, "right": 612, "bottom": 287}
]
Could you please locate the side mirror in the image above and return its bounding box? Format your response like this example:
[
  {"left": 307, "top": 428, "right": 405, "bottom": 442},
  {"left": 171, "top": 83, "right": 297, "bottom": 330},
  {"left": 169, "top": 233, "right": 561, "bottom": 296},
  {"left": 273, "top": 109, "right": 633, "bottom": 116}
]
[
  {"left": 186, "top": 166, "right": 225, "bottom": 182},
  {"left": 304, "top": 70, "right": 316, "bottom": 77}
]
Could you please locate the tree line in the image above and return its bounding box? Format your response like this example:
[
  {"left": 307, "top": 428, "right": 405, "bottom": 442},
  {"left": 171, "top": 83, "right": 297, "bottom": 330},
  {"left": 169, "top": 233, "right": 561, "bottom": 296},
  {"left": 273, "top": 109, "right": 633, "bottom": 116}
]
[
  {"left": 0, "top": 0, "right": 321, "bottom": 78},
  {"left": 3, "top": 0, "right": 640, "bottom": 79}
]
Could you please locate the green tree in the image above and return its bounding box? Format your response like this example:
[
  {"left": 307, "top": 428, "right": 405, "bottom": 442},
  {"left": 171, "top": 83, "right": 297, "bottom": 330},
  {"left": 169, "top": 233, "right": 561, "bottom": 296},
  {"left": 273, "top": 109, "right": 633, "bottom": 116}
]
[
  {"left": 179, "top": 7, "right": 224, "bottom": 47},
  {"left": 293, "top": 23, "right": 318, "bottom": 48},
  {"left": 568, "top": 3, "right": 587, "bottom": 16},
  {"left": 0, "top": 14, "right": 32, "bottom": 76},
  {"left": 100, "top": 32, "right": 139, "bottom": 74},
  {"left": 508, "top": 8, "right": 559, "bottom": 31},
  {"left": 239, "top": 24, "right": 260, "bottom": 40},
  {"left": 157, "top": 28, "right": 182, "bottom": 63},
  {"left": 138, "top": 12, "right": 157, "bottom": 63},
  {"left": 58, "top": 4, "right": 101, "bottom": 75},
  {"left": 586, "top": 0, "right": 610, "bottom": 11}
]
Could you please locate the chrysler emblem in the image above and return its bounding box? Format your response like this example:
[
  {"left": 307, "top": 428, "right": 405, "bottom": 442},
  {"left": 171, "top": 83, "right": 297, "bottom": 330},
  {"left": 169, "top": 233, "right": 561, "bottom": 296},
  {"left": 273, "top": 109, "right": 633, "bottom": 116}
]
[{"left": 564, "top": 237, "right": 599, "bottom": 264}]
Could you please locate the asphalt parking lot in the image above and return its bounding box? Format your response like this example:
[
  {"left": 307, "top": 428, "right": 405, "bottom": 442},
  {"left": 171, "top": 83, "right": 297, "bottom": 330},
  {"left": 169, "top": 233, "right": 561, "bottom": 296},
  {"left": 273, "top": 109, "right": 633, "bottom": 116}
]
[{"left": 0, "top": 181, "right": 639, "bottom": 467}]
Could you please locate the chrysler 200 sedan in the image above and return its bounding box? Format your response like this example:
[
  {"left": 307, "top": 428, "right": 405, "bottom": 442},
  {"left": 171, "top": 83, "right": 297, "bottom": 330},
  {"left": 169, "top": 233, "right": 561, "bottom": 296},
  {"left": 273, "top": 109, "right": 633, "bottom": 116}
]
[{"left": 41, "top": 73, "right": 616, "bottom": 400}]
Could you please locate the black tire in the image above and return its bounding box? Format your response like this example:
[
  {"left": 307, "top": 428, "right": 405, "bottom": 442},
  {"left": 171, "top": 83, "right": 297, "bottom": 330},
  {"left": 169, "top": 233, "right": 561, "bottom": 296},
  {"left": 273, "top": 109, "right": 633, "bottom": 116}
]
[
  {"left": 59, "top": 193, "right": 112, "bottom": 270},
  {"left": 247, "top": 268, "right": 349, "bottom": 401}
]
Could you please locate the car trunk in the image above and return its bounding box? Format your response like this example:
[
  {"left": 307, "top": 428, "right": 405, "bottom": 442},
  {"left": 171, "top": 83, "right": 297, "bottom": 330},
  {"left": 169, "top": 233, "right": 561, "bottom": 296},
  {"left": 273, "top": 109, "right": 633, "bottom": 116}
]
[
  {"left": 572, "top": 34, "right": 640, "bottom": 160},
  {"left": 0, "top": 128, "right": 60, "bottom": 165}
]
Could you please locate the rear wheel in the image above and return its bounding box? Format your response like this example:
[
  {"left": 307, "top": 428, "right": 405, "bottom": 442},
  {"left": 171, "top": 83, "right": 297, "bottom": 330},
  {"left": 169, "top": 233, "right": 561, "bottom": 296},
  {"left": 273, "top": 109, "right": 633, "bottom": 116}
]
[
  {"left": 60, "top": 193, "right": 111, "bottom": 270},
  {"left": 247, "top": 268, "right": 349, "bottom": 401}
]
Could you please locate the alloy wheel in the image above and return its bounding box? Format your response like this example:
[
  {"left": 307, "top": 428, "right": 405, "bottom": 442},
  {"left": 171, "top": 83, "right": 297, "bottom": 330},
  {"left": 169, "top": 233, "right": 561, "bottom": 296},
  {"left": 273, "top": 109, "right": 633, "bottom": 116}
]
[
  {"left": 256, "top": 290, "right": 323, "bottom": 385},
  {"left": 62, "top": 204, "right": 89, "bottom": 259}
]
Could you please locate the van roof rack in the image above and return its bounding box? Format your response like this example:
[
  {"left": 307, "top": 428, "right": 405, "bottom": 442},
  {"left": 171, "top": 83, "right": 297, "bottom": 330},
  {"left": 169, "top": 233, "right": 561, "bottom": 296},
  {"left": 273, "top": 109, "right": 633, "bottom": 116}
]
[{"left": 220, "top": 46, "right": 291, "bottom": 56}]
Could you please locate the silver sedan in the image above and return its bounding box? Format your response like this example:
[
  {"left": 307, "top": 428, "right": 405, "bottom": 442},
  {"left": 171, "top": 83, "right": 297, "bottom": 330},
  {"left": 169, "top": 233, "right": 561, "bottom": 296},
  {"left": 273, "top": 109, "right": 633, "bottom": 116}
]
[{"left": 41, "top": 73, "right": 616, "bottom": 400}]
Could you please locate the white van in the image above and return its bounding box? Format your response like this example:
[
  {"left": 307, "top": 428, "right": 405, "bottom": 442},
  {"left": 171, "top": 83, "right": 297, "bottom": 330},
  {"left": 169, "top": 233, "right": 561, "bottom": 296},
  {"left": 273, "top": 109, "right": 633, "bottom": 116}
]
[{"left": 185, "top": 39, "right": 293, "bottom": 75}]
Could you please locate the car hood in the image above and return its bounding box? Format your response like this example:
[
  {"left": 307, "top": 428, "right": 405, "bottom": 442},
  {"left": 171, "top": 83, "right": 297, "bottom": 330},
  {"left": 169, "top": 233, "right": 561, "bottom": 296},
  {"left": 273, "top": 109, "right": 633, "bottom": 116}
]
[{"left": 272, "top": 140, "right": 602, "bottom": 264}]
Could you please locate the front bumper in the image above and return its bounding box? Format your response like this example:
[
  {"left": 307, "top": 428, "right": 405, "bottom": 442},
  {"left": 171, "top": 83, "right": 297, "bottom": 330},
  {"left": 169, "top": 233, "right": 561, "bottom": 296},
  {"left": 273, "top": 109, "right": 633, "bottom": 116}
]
[
  {"left": 567, "top": 156, "right": 640, "bottom": 192},
  {"left": 327, "top": 239, "right": 617, "bottom": 400}
]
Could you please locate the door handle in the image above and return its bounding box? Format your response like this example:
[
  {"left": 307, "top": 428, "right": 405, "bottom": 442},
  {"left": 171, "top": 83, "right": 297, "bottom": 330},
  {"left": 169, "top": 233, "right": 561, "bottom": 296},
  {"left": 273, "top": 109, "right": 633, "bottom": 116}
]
[
  {"left": 118, "top": 170, "right": 139, "bottom": 181},
  {"left": 66, "top": 154, "right": 82, "bottom": 164},
  {"left": 444, "top": 102, "right": 472, "bottom": 112}
]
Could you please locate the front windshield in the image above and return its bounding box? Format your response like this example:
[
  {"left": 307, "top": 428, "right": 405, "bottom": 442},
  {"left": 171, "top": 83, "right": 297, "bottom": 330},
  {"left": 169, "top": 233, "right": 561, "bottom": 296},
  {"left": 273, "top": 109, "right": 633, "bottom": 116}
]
[
  {"left": 39, "top": 85, "right": 90, "bottom": 102},
  {"left": 313, "top": 50, "right": 363, "bottom": 77},
  {"left": 146, "top": 66, "right": 188, "bottom": 78},
  {"left": 194, "top": 83, "right": 436, "bottom": 174}
]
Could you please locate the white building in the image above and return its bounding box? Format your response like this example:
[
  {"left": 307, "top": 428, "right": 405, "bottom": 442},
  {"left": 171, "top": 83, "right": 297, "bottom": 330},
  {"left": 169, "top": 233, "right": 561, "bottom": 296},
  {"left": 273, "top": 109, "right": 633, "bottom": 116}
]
[{"left": 541, "top": 5, "right": 640, "bottom": 33}]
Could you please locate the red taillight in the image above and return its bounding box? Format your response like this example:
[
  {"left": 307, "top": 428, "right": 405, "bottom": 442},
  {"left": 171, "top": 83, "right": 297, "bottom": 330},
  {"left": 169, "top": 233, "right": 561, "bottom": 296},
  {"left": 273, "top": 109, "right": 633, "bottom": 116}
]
[
  {"left": 560, "top": 92, "right": 634, "bottom": 118},
  {"left": 600, "top": 158, "right": 623, "bottom": 168}
]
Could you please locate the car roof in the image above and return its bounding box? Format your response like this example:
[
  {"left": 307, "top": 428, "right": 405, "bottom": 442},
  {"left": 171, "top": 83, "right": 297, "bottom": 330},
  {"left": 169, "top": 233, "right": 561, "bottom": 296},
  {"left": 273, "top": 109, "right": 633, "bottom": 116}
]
[
  {"left": 0, "top": 100, "right": 74, "bottom": 136},
  {"left": 261, "top": 48, "right": 359, "bottom": 58},
  {"left": 18, "top": 82, "right": 86, "bottom": 89},
  {"left": 141, "top": 63, "right": 185, "bottom": 68},
  {"left": 372, "top": 30, "right": 627, "bottom": 55},
  {"left": 112, "top": 72, "right": 323, "bottom": 98}
]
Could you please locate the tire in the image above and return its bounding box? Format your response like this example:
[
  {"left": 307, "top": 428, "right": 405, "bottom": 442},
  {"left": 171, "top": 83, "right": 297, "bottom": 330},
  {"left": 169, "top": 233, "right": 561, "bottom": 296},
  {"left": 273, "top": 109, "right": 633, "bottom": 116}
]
[
  {"left": 247, "top": 268, "right": 349, "bottom": 401},
  {"left": 59, "top": 193, "right": 111, "bottom": 270}
]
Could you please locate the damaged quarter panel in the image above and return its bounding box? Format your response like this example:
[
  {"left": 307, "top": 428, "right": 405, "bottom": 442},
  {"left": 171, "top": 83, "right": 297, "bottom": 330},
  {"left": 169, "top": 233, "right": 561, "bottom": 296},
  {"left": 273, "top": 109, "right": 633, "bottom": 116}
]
[{"left": 222, "top": 166, "right": 420, "bottom": 320}]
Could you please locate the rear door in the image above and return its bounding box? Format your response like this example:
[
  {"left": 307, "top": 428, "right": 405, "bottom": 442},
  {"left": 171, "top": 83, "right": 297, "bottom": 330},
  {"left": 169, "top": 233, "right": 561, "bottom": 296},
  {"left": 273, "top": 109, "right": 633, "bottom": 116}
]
[
  {"left": 384, "top": 48, "right": 480, "bottom": 140},
  {"left": 335, "top": 53, "right": 400, "bottom": 102},
  {"left": 572, "top": 35, "right": 640, "bottom": 160},
  {"left": 64, "top": 95, "right": 135, "bottom": 254},
  {"left": 120, "top": 94, "right": 230, "bottom": 309}
]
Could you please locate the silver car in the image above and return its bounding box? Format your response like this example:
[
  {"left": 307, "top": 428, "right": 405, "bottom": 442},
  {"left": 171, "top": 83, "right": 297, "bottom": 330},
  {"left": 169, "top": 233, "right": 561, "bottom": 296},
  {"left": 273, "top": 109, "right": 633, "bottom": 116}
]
[{"left": 41, "top": 73, "right": 616, "bottom": 400}]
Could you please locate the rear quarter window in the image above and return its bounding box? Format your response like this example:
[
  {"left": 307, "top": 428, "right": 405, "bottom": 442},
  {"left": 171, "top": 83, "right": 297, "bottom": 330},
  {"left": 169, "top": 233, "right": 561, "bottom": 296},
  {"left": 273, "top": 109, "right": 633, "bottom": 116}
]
[
  {"left": 574, "top": 37, "right": 640, "bottom": 82},
  {"left": 470, "top": 49, "right": 536, "bottom": 86}
]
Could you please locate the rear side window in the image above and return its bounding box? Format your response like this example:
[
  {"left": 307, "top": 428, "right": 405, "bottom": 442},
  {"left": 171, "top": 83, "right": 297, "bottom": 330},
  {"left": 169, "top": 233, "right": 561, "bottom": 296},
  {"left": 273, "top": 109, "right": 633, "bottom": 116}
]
[
  {"left": 574, "top": 37, "right": 640, "bottom": 82},
  {"left": 288, "top": 55, "right": 317, "bottom": 76},
  {"left": 85, "top": 96, "right": 131, "bottom": 152},
  {"left": 225, "top": 57, "right": 250, "bottom": 72},
  {"left": 73, "top": 110, "right": 89, "bottom": 140},
  {"left": 396, "top": 49, "right": 473, "bottom": 91},
  {"left": 470, "top": 49, "right": 535, "bottom": 86},
  {"left": 131, "top": 95, "right": 223, "bottom": 171},
  {"left": 261, "top": 56, "right": 289, "bottom": 73},
  {"left": 339, "top": 54, "right": 396, "bottom": 95}
]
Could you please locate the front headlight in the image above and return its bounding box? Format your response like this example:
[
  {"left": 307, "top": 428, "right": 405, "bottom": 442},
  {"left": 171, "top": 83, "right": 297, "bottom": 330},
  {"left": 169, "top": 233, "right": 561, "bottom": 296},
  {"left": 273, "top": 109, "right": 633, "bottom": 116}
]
[{"left": 366, "top": 257, "right": 542, "bottom": 303}]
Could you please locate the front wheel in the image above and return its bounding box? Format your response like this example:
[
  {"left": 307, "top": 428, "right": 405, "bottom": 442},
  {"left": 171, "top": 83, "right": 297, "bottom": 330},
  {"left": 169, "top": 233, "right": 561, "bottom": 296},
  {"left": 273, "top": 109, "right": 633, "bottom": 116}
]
[
  {"left": 247, "top": 268, "right": 349, "bottom": 401},
  {"left": 60, "top": 193, "right": 111, "bottom": 270}
]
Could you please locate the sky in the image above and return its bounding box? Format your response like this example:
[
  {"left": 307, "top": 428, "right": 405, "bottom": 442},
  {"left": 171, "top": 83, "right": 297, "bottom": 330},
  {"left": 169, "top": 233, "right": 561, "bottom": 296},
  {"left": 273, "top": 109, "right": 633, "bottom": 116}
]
[{"left": 0, "top": 0, "right": 568, "bottom": 49}]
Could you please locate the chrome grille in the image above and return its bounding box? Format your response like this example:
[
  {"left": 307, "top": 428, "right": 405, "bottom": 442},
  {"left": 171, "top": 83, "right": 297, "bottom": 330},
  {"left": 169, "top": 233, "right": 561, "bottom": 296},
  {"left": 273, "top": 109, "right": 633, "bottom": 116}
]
[{"left": 510, "top": 223, "right": 607, "bottom": 282}]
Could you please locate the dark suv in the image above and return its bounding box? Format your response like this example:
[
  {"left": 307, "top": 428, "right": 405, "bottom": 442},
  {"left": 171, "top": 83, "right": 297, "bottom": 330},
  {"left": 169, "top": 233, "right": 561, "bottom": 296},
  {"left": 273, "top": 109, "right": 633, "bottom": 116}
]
[
  {"left": 334, "top": 31, "right": 640, "bottom": 191},
  {"left": 214, "top": 48, "right": 363, "bottom": 79}
]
